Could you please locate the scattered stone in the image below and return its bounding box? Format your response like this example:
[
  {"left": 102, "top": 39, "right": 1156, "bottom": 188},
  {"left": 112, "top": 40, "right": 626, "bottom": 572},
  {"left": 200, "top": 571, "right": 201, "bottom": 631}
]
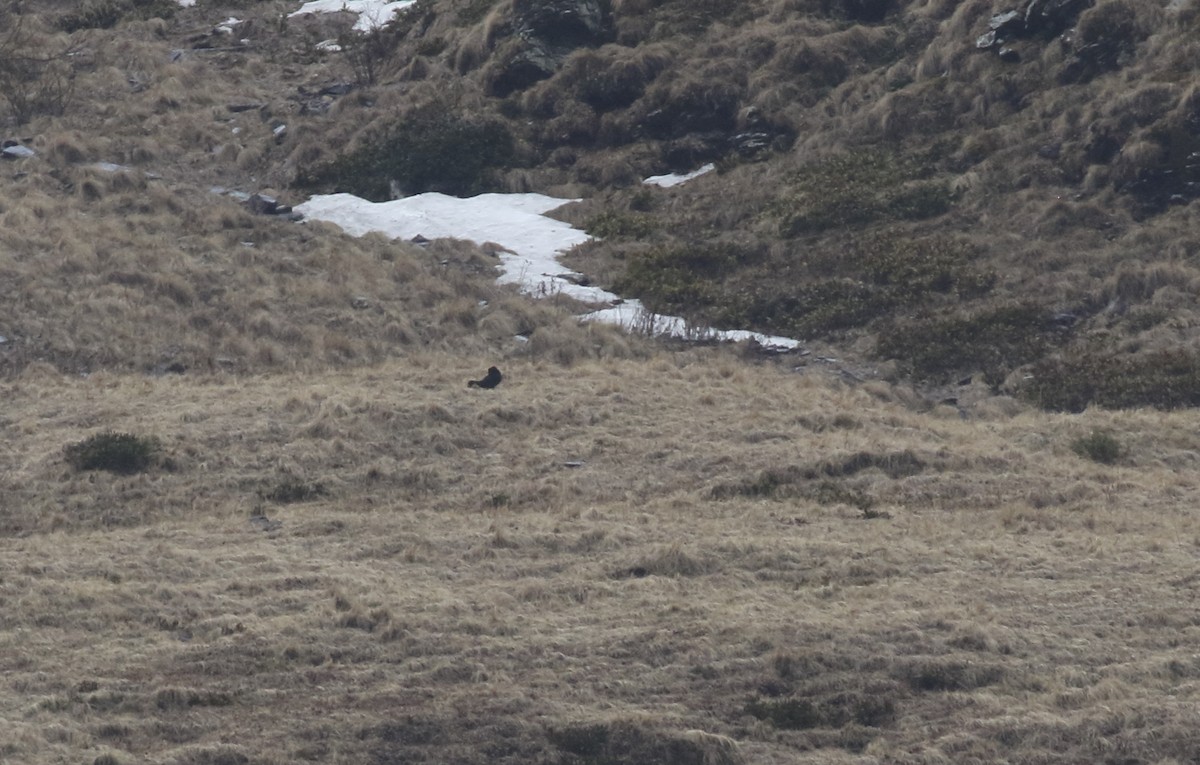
[
  {"left": 975, "top": 0, "right": 1091, "bottom": 58},
  {"left": 351, "top": 296, "right": 370, "bottom": 310},
  {"left": 244, "top": 193, "right": 297, "bottom": 217},
  {"left": 246, "top": 193, "right": 280, "bottom": 215},
  {"left": 227, "top": 102, "right": 265, "bottom": 113},
  {"left": 563, "top": 460, "right": 586, "bottom": 468},
  {"left": 1036, "top": 142, "right": 1062, "bottom": 160},
  {"left": 249, "top": 514, "right": 283, "bottom": 532}
]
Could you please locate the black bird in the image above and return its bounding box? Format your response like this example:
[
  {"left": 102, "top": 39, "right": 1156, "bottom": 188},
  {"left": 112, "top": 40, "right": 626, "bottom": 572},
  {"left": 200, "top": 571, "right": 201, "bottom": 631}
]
[{"left": 468, "top": 366, "right": 503, "bottom": 389}]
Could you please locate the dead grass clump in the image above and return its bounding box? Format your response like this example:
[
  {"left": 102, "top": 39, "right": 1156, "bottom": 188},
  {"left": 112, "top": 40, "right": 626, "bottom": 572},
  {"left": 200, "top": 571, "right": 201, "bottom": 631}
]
[
  {"left": 623, "top": 543, "right": 718, "bottom": 578},
  {"left": 554, "top": 44, "right": 675, "bottom": 113},
  {"left": 262, "top": 476, "right": 328, "bottom": 504},
  {"left": 523, "top": 317, "right": 638, "bottom": 364},
  {"left": 745, "top": 692, "right": 895, "bottom": 731},
  {"left": 548, "top": 719, "right": 742, "bottom": 765},
  {"left": 894, "top": 657, "right": 1006, "bottom": 692}
]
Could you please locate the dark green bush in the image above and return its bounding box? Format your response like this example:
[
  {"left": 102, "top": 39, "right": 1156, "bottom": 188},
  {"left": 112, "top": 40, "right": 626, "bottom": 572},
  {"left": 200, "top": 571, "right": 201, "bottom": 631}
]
[
  {"left": 773, "top": 151, "right": 953, "bottom": 236},
  {"left": 750, "top": 235, "right": 989, "bottom": 338},
  {"left": 58, "top": 0, "right": 177, "bottom": 32},
  {"left": 615, "top": 242, "right": 751, "bottom": 317},
  {"left": 64, "top": 432, "right": 160, "bottom": 474},
  {"left": 1071, "top": 430, "right": 1122, "bottom": 464},
  {"left": 298, "top": 110, "right": 516, "bottom": 200},
  {"left": 1022, "top": 349, "right": 1200, "bottom": 411},
  {"left": 584, "top": 210, "right": 660, "bottom": 239},
  {"left": 878, "top": 303, "right": 1061, "bottom": 384}
]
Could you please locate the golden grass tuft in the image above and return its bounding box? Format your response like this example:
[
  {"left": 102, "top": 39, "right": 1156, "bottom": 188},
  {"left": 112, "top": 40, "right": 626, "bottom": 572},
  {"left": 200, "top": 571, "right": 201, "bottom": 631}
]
[{"left": 6, "top": 357, "right": 1200, "bottom": 762}]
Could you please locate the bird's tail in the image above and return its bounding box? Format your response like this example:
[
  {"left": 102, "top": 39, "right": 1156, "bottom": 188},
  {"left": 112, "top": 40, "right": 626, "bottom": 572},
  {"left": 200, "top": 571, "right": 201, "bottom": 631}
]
[{"left": 467, "top": 380, "right": 479, "bottom": 388}]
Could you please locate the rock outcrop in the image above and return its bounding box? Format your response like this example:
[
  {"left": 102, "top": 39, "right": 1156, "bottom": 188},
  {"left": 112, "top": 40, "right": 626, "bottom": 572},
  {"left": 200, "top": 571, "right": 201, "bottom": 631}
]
[{"left": 485, "top": 0, "right": 615, "bottom": 96}]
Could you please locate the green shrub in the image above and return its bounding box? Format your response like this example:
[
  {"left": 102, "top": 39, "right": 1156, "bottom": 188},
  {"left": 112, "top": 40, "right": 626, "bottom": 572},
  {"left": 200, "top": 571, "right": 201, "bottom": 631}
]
[
  {"left": 64, "top": 432, "right": 160, "bottom": 475},
  {"left": 584, "top": 210, "right": 660, "bottom": 239},
  {"left": 895, "top": 659, "right": 1004, "bottom": 692},
  {"left": 773, "top": 151, "right": 953, "bottom": 236},
  {"left": 1022, "top": 349, "right": 1200, "bottom": 412},
  {"left": 298, "top": 110, "right": 516, "bottom": 200},
  {"left": 878, "top": 303, "right": 1060, "bottom": 384},
  {"left": 58, "top": 0, "right": 177, "bottom": 32},
  {"left": 1071, "top": 430, "right": 1122, "bottom": 464},
  {"left": 783, "top": 235, "right": 992, "bottom": 336},
  {"left": 615, "top": 242, "right": 749, "bottom": 317}
]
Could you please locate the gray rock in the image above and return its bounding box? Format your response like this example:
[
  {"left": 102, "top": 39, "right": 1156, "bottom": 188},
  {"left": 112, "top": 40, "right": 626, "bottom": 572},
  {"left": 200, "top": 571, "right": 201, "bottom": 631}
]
[
  {"left": 512, "top": 0, "right": 613, "bottom": 49},
  {"left": 245, "top": 193, "right": 278, "bottom": 215},
  {"left": 486, "top": 0, "right": 614, "bottom": 96}
]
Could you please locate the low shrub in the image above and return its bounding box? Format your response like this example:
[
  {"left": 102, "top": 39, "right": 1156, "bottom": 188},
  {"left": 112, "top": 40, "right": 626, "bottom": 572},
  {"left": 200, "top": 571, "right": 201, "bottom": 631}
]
[
  {"left": 1071, "top": 430, "right": 1122, "bottom": 464},
  {"left": 734, "top": 237, "right": 988, "bottom": 338},
  {"left": 58, "top": 0, "right": 177, "bottom": 32},
  {"left": 64, "top": 432, "right": 161, "bottom": 474},
  {"left": 614, "top": 242, "right": 749, "bottom": 318},
  {"left": 298, "top": 110, "right": 516, "bottom": 200},
  {"left": 1022, "top": 349, "right": 1200, "bottom": 411},
  {"left": 773, "top": 151, "right": 953, "bottom": 236},
  {"left": 583, "top": 210, "right": 659, "bottom": 239},
  {"left": 878, "top": 303, "right": 1061, "bottom": 384}
]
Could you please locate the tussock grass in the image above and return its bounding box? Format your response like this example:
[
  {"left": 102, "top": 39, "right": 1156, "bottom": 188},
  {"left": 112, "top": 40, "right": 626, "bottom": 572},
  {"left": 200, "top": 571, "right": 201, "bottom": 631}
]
[
  {"left": 6, "top": 2, "right": 1200, "bottom": 761},
  {"left": 6, "top": 356, "right": 1200, "bottom": 763}
]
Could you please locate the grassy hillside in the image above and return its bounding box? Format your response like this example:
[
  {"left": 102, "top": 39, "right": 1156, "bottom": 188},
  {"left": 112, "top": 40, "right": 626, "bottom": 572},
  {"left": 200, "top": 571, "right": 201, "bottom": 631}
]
[
  {"left": 4, "top": 1, "right": 1200, "bottom": 764},
  {"left": 7, "top": 358, "right": 1200, "bottom": 764}
]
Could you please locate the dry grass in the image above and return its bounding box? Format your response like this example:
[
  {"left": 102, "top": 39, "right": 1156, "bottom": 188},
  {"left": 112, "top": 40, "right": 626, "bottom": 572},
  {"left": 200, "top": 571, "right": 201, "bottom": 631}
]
[
  {"left": 5, "top": 3, "right": 1200, "bottom": 762},
  {"left": 5, "top": 356, "right": 1200, "bottom": 763}
]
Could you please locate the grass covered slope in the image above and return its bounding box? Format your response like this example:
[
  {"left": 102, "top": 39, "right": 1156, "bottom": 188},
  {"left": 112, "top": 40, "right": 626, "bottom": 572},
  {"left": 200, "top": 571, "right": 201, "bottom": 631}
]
[
  {"left": 5, "top": 357, "right": 1200, "bottom": 764},
  {"left": 5, "top": 0, "right": 1200, "bottom": 405},
  {"left": 287, "top": 0, "right": 1200, "bottom": 408},
  {"left": 5, "top": 2, "right": 1200, "bottom": 764}
]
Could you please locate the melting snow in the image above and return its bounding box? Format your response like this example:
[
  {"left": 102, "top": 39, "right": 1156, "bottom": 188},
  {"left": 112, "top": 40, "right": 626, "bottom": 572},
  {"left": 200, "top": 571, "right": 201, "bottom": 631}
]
[
  {"left": 289, "top": 0, "right": 418, "bottom": 32},
  {"left": 643, "top": 163, "right": 716, "bottom": 188},
  {"left": 295, "top": 191, "right": 801, "bottom": 351}
]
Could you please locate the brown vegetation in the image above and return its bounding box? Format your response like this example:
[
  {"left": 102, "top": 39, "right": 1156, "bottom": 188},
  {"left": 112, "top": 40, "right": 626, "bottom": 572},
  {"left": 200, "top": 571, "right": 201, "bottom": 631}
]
[
  {"left": 4, "top": 1, "right": 1200, "bottom": 763},
  {"left": 6, "top": 358, "right": 1200, "bottom": 763}
]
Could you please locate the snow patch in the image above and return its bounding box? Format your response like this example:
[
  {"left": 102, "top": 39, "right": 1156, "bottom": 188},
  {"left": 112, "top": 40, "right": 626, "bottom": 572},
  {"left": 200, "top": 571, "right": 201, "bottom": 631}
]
[
  {"left": 643, "top": 163, "right": 715, "bottom": 188},
  {"left": 289, "top": 0, "right": 418, "bottom": 32},
  {"left": 295, "top": 191, "right": 801, "bottom": 351}
]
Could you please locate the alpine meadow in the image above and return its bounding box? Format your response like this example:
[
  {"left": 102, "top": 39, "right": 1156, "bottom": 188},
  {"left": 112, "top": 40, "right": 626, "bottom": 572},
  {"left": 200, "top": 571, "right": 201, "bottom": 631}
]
[{"left": 4, "top": 1, "right": 1200, "bottom": 764}]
